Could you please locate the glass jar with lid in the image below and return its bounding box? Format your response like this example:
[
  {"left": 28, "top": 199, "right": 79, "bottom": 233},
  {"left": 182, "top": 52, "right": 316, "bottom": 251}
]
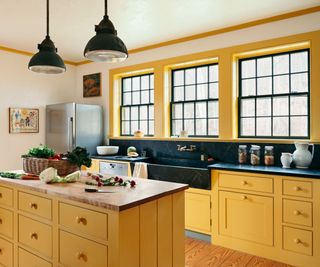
[
  {"left": 238, "top": 145, "right": 247, "bottom": 164},
  {"left": 264, "top": 146, "right": 274, "bottom": 166},
  {"left": 250, "top": 145, "right": 261, "bottom": 165}
]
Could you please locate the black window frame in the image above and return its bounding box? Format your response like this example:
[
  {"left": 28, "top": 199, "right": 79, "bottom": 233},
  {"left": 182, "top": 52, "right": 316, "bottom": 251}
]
[
  {"left": 120, "top": 73, "right": 154, "bottom": 136},
  {"left": 238, "top": 49, "right": 310, "bottom": 139},
  {"left": 170, "top": 63, "right": 219, "bottom": 137}
]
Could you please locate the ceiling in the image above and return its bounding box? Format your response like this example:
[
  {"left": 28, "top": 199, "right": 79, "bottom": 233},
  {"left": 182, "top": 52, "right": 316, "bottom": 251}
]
[{"left": 0, "top": 0, "right": 319, "bottom": 62}]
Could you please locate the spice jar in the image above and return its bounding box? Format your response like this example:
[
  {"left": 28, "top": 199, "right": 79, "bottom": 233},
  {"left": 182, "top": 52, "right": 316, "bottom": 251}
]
[
  {"left": 250, "top": 145, "right": 261, "bottom": 165},
  {"left": 264, "top": 146, "right": 274, "bottom": 166},
  {"left": 238, "top": 145, "right": 247, "bottom": 164}
]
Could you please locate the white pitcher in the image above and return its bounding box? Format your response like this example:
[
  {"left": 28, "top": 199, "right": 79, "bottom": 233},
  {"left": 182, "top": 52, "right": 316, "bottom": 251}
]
[
  {"left": 281, "top": 153, "right": 293, "bottom": 168},
  {"left": 292, "top": 142, "right": 314, "bottom": 169}
]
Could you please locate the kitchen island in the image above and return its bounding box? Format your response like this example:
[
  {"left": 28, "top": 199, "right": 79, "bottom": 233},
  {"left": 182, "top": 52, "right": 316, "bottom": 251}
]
[{"left": 0, "top": 175, "right": 188, "bottom": 267}]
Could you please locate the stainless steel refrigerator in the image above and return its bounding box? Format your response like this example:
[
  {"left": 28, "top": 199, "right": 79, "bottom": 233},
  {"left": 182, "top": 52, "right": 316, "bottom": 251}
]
[{"left": 46, "top": 103, "right": 103, "bottom": 155}]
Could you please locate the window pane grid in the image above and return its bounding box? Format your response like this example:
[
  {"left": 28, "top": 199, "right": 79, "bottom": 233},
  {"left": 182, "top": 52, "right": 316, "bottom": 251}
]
[
  {"left": 171, "top": 63, "right": 219, "bottom": 137},
  {"left": 239, "top": 49, "right": 309, "bottom": 138},
  {"left": 121, "top": 74, "right": 154, "bottom": 136}
]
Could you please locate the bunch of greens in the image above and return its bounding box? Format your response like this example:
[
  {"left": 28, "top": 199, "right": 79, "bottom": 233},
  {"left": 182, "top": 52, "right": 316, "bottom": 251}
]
[
  {"left": 0, "top": 172, "right": 22, "bottom": 179},
  {"left": 23, "top": 145, "right": 55, "bottom": 159},
  {"left": 67, "top": 147, "right": 92, "bottom": 167}
]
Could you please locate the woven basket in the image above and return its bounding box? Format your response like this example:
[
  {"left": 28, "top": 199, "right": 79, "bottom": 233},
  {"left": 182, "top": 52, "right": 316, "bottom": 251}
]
[{"left": 23, "top": 157, "right": 79, "bottom": 176}]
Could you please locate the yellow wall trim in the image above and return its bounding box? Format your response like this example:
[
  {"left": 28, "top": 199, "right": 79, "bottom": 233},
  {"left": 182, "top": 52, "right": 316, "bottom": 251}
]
[
  {"left": 0, "top": 45, "right": 77, "bottom": 66},
  {"left": 76, "top": 6, "right": 320, "bottom": 66}
]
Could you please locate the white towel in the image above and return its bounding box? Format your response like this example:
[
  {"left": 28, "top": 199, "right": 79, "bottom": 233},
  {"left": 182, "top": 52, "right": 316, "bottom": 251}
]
[{"left": 133, "top": 162, "right": 148, "bottom": 179}]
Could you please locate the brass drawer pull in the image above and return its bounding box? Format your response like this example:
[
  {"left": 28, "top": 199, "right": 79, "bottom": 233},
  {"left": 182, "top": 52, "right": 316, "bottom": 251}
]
[
  {"left": 76, "top": 216, "right": 87, "bottom": 225},
  {"left": 0, "top": 248, "right": 2, "bottom": 254},
  {"left": 77, "top": 252, "right": 88, "bottom": 262},
  {"left": 241, "top": 195, "right": 247, "bottom": 200},
  {"left": 0, "top": 193, "right": 2, "bottom": 198},
  {"left": 293, "top": 210, "right": 301, "bottom": 216},
  {"left": 0, "top": 218, "right": 2, "bottom": 224},
  {"left": 293, "top": 238, "right": 301, "bottom": 244},
  {"left": 30, "top": 232, "right": 38, "bottom": 240},
  {"left": 241, "top": 181, "right": 247, "bottom": 185},
  {"left": 294, "top": 186, "right": 302, "bottom": 191},
  {"left": 29, "top": 203, "right": 38, "bottom": 209}
]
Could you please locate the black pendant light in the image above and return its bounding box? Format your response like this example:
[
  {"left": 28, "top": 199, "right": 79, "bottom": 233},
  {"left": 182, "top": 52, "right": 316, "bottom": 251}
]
[
  {"left": 28, "top": 0, "right": 66, "bottom": 74},
  {"left": 84, "top": 0, "right": 128, "bottom": 63}
]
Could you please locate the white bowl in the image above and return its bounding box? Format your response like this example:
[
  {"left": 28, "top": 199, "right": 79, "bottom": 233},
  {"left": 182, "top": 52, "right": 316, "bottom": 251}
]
[{"left": 96, "top": 146, "right": 119, "bottom": 155}]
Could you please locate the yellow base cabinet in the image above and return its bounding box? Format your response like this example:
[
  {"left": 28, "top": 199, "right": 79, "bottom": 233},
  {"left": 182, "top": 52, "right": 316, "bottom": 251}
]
[
  {"left": 212, "top": 170, "right": 320, "bottom": 267},
  {"left": 0, "top": 180, "right": 185, "bottom": 267},
  {"left": 185, "top": 188, "right": 212, "bottom": 234}
]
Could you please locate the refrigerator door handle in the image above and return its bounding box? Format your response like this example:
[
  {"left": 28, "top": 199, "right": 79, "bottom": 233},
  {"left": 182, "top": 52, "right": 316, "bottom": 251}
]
[{"left": 68, "top": 117, "right": 74, "bottom": 152}]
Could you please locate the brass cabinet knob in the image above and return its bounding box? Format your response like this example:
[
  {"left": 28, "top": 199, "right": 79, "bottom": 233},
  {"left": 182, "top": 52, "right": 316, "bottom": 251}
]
[
  {"left": 293, "top": 210, "right": 301, "bottom": 216},
  {"left": 294, "top": 186, "right": 301, "bottom": 191},
  {"left": 76, "top": 216, "right": 87, "bottom": 225},
  {"left": 0, "top": 248, "right": 2, "bottom": 254},
  {"left": 294, "top": 238, "right": 301, "bottom": 244},
  {"left": 30, "top": 232, "right": 38, "bottom": 240},
  {"left": 29, "top": 203, "right": 38, "bottom": 209},
  {"left": 242, "top": 195, "right": 247, "bottom": 200},
  {"left": 0, "top": 193, "right": 2, "bottom": 198},
  {"left": 77, "top": 252, "right": 88, "bottom": 262},
  {"left": 0, "top": 218, "right": 2, "bottom": 224},
  {"left": 241, "top": 181, "right": 247, "bottom": 185}
]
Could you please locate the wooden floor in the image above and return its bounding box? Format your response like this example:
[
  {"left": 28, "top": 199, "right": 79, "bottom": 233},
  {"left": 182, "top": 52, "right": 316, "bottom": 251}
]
[{"left": 185, "top": 237, "right": 295, "bottom": 267}]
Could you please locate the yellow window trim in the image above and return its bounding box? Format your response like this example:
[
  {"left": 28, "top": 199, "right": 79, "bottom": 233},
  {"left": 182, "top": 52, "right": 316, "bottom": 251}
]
[{"left": 109, "top": 30, "right": 320, "bottom": 143}]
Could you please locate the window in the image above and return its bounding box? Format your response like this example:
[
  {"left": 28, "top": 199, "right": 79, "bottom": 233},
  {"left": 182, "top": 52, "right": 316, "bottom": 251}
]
[
  {"left": 239, "top": 49, "right": 310, "bottom": 138},
  {"left": 171, "top": 64, "right": 219, "bottom": 137},
  {"left": 121, "top": 74, "right": 154, "bottom": 136}
]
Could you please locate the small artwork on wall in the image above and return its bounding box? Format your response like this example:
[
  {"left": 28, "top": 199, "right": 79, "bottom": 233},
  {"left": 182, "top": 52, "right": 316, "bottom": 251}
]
[
  {"left": 9, "top": 108, "right": 39, "bottom": 133},
  {"left": 83, "top": 73, "right": 101, "bottom": 97}
]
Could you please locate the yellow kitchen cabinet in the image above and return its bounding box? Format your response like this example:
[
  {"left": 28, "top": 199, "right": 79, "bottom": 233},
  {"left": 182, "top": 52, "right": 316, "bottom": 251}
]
[
  {"left": 219, "top": 191, "right": 273, "bottom": 245},
  {"left": 212, "top": 170, "right": 320, "bottom": 267},
  {"left": 0, "top": 177, "right": 186, "bottom": 267},
  {"left": 185, "top": 188, "right": 211, "bottom": 234}
]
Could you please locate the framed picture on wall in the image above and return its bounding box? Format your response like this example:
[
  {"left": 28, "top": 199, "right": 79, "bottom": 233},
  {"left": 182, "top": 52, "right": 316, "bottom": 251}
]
[
  {"left": 9, "top": 108, "right": 39, "bottom": 133},
  {"left": 83, "top": 73, "right": 101, "bottom": 97}
]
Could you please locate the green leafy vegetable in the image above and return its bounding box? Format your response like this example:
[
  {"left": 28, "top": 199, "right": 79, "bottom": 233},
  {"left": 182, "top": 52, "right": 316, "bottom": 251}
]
[
  {"left": 23, "top": 145, "right": 55, "bottom": 159},
  {"left": 66, "top": 147, "right": 92, "bottom": 167},
  {"left": 0, "top": 172, "right": 22, "bottom": 179}
]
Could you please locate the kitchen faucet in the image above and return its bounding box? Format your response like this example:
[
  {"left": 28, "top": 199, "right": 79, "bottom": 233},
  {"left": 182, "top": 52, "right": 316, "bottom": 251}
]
[{"left": 177, "top": 145, "right": 197, "bottom": 152}]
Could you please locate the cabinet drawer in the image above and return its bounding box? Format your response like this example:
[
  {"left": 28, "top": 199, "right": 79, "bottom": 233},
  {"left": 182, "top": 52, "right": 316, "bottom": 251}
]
[
  {"left": 0, "top": 237, "right": 13, "bottom": 267},
  {"left": 283, "top": 199, "right": 312, "bottom": 227},
  {"left": 0, "top": 186, "right": 13, "bottom": 208},
  {"left": 0, "top": 208, "right": 13, "bottom": 239},
  {"left": 219, "top": 191, "right": 274, "bottom": 246},
  {"left": 283, "top": 179, "right": 312, "bottom": 198},
  {"left": 283, "top": 226, "right": 312, "bottom": 256},
  {"left": 18, "top": 215, "right": 52, "bottom": 258},
  {"left": 59, "top": 230, "right": 108, "bottom": 267},
  {"left": 185, "top": 191, "right": 211, "bottom": 234},
  {"left": 59, "top": 202, "right": 108, "bottom": 240},
  {"left": 218, "top": 172, "right": 273, "bottom": 193},
  {"left": 18, "top": 248, "right": 52, "bottom": 267},
  {"left": 18, "top": 192, "right": 52, "bottom": 220}
]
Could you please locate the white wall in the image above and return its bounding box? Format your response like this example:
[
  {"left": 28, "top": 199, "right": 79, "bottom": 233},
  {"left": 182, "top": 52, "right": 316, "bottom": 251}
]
[
  {"left": 0, "top": 51, "right": 76, "bottom": 170},
  {"left": 75, "top": 12, "right": 320, "bottom": 144}
]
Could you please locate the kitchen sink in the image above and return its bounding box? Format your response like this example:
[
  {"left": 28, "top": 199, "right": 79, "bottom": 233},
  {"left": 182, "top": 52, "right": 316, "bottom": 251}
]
[{"left": 147, "top": 159, "right": 210, "bottom": 190}]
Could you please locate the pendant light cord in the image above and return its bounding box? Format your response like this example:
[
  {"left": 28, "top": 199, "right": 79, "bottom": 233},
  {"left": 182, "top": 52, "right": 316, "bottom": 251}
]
[
  {"left": 105, "top": 0, "right": 108, "bottom": 16},
  {"left": 46, "top": 0, "right": 49, "bottom": 37}
]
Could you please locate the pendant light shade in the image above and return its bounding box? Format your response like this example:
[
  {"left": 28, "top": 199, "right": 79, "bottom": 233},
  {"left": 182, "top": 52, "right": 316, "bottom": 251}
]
[
  {"left": 28, "top": 0, "right": 66, "bottom": 74},
  {"left": 84, "top": 0, "right": 128, "bottom": 63}
]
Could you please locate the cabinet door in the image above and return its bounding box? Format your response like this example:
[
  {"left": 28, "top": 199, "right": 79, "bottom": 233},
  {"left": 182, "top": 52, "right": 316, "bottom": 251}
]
[
  {"left": 219, "top": 191, "right": 273, "bottom": 246},
  {"left": 185, "top": 191, "right": 211, "bottom": 234}
]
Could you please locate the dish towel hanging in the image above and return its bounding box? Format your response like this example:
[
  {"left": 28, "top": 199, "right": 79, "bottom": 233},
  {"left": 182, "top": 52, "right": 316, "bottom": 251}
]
[{"left": 133, "top": 162, "right": 148, "bottom": 179}]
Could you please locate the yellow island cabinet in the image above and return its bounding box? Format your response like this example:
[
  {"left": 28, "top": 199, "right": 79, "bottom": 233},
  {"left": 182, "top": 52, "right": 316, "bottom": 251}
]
[
  {"left": 211, "top": 169, "right": 320, "bottom": 267},
  {"left": 0, "top": 175, "right": 188, "bottom": 267}
]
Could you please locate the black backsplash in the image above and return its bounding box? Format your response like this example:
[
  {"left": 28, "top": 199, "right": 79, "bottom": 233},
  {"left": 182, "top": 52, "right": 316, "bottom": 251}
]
[{"left": 109, "top": 139, "right": 320, "bottom": 169}]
